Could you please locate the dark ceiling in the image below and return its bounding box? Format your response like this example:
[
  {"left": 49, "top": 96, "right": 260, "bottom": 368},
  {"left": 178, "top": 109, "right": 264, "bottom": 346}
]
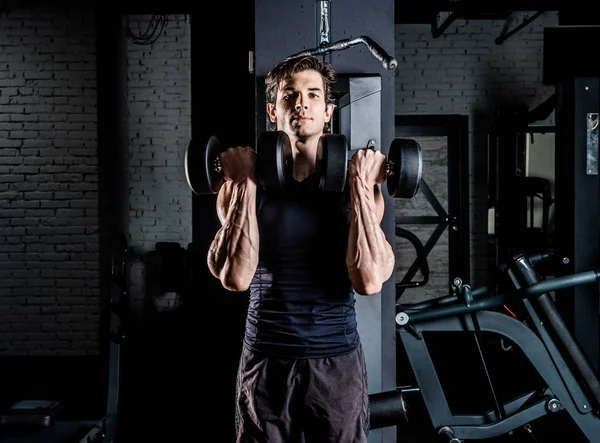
[{"left": 1, "top": 0, "right": 595, "bottom": 27}]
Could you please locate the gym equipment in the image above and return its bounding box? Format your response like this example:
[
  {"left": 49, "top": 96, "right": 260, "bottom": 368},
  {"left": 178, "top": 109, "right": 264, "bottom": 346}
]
[
  {"left": 316, "top": 133, "right": 423, "bottom": 198},
  {"left": 185, "top": 131, "right": 422, "bottom": 198},
  {"left": 395, "top": 226, "right": 430, "bottom": 292},
  {"left": 184, "top": 131, "right": 292, "bottom": 195},
  {"left": 185, "top": 136, "right": 223, "bottom": 194},
  {"left": 256, "top": 131, "right": 293, "bottom": 193},
  {"left": 367, "top": 248, "right": 600, "bottom": 441},
  {"left": 0, "top": 233, "right": 126, "bottom": 443},
  {"left": 286, "top": 35, "right": 397, "bottom": 71},
  {"left": 386, "top": 138, "right": 423, "bottom": 199},
  {"left": 283, "top": 0, "right": 397, "bottom": 71}
]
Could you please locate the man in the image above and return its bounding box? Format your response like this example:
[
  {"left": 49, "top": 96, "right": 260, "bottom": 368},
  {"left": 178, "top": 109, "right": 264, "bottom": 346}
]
[{"left": 207, "top": 55, "right": 395, "bottom": 443}]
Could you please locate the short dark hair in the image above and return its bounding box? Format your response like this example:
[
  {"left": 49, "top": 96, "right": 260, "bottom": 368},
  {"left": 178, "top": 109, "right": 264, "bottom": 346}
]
[{"left": 264, "top": 55, "right": 338, "bottom": 131}]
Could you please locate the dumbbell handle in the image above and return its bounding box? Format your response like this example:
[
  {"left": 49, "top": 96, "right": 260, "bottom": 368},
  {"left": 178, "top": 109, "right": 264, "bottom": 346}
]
[
  {"left": 362, "top": 143, "right": 396, "bottom": 175},
  {"left": 214, "top": 149, "right": 396, "bottom": 178},
  {"left": 214, "top": 148, "right": 395, "bottom": 175},
  {"left": 386, "top": 161, "right": 396, "bottom": 176},
  {"left": 347, "top": 153, "right": 396, "bottom": 176}
]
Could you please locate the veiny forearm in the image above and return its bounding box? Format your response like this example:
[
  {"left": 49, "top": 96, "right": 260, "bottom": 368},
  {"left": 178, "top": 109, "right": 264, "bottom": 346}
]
[
  {"left": 346, "top": 177, "right": 395, "bottom": 295},
  {"left": 208, "top": 180, "right": 259, "bottom": 291}
]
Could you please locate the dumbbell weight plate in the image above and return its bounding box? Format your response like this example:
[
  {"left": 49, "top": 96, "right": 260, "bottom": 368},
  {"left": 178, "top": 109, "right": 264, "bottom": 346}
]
[
  {"left": 184, "top": 136, "right": 223, "bottom": 194},
  {"left": 387, "top": 138, "right": 422, "bottom": 198},
  {"left": 317, "top": 134, "right": 348, "bottom": 192},
  {"left": 257, "top": 131, "right": 293, "bottom": 191}
]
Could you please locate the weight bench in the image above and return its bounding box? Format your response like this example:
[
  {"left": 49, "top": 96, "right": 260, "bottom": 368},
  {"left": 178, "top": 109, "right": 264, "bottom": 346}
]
[
  {"left": 0, "top": 356, "right": 119, "bottom": 443},
  {"left": 0, "top": 400, "right": 105, "bottom": 443}
]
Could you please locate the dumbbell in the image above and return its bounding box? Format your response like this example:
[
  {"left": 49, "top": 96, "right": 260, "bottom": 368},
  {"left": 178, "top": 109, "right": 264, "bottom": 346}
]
[
  {"left": 184, "top": 131, "right": 293, "bottom": 194},
  {"left": 315, "top": 133, "right": 422, "bottom": 198}
]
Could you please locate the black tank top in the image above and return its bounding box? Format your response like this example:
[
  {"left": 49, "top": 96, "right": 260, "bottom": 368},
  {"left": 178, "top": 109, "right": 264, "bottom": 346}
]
[{"left": 244, "top": 173, "right": 359, "bottom": 358}]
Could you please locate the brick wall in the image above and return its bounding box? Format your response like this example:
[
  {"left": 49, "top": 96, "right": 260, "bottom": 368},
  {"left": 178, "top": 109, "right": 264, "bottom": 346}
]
[
  {"left": 0, "top": 8, "right": 99, "bottom": 355},
  {"left": 394, "top": 11, "right": 558, "bottom": 301},
  {"left": 0, "top": 11, "right": 192, "bottom": 356},
  {"left": 125, "top": 14, "right": 192, "bottom": 313}
]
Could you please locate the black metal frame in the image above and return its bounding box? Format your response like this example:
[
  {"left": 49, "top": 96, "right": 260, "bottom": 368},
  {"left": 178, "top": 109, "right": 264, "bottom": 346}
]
[
  {"left": 429, "top": 10, "right": 544, "bottom": 41},
  {"left": 394, "top": 114, "right": 470, "bottom": 299},
  {"left": 553, "top": 77, "right": 600, "bottom": 374},
  {"left": 393, "top": 251, "right": 600, "bottom": 441},
  {"left": 541, "top": 22, "right": 600, "bottom": 383}
]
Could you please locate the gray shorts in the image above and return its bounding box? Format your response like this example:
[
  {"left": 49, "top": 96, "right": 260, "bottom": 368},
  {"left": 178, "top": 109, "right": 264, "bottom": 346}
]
[{"left": 235, "top": 344, "right": 370, "bottom": 443}]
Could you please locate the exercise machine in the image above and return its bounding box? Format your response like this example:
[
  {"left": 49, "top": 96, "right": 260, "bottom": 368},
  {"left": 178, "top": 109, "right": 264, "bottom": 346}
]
[{"left": 368, "top": 247, "right": 600, "bottom": 442}]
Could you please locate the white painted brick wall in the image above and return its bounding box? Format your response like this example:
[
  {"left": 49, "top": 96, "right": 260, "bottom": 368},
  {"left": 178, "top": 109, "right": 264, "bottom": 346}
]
[
  {"left": 394, "top": 11, "right": 558, "bottom": 288},
  {"left": 0, "top": 8, "right": 98, "bottom": 356},
  {"left": 126, "top": 14, "right": 192, "bottom": 313}
]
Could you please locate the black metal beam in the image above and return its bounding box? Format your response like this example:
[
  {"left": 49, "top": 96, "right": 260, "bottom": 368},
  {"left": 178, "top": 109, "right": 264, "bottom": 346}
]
[
  {"left": 395, "top": 0, "right": 589, "bottom": 24},
  {"left": 431, "top": 11, "right": 459, "bottom": 38},
  {"left": 495, "top": 11, "right": 545, "bottom": 45}
]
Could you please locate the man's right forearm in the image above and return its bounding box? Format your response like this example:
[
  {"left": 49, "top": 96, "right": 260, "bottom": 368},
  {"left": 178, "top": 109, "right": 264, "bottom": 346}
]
[{"left": 208, "top": 180, "right": 259, "bottom": 292}]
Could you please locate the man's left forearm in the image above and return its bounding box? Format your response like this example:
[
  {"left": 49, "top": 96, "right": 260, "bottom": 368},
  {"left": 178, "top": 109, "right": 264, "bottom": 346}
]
[{"left": 346, "top": 176, "right": 395, "bottom": 295}]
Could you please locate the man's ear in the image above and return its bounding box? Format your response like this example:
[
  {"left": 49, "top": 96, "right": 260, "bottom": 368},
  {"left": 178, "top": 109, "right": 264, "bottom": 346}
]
[
  {"left": 324, "top": 103, "right": 334, "bottom": 122},
  {"left": 267, "top": 103, "right": 277, "bottom": 123}
]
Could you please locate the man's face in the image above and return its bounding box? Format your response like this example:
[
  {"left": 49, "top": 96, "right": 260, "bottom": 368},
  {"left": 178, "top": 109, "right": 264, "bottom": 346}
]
[{"left": 267, "top": 69, "right": 334, "bottom": 139}]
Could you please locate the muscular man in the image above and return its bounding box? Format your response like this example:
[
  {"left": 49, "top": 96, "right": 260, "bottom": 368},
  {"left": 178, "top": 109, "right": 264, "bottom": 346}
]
[{"left": 208, "top": 54, "right": 395, "bottom": 443}]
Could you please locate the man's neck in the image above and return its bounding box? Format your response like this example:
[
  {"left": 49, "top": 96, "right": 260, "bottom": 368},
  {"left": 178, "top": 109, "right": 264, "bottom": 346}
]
[{"left": 291, "top": 134, "right": 320, "bottom": 182}]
